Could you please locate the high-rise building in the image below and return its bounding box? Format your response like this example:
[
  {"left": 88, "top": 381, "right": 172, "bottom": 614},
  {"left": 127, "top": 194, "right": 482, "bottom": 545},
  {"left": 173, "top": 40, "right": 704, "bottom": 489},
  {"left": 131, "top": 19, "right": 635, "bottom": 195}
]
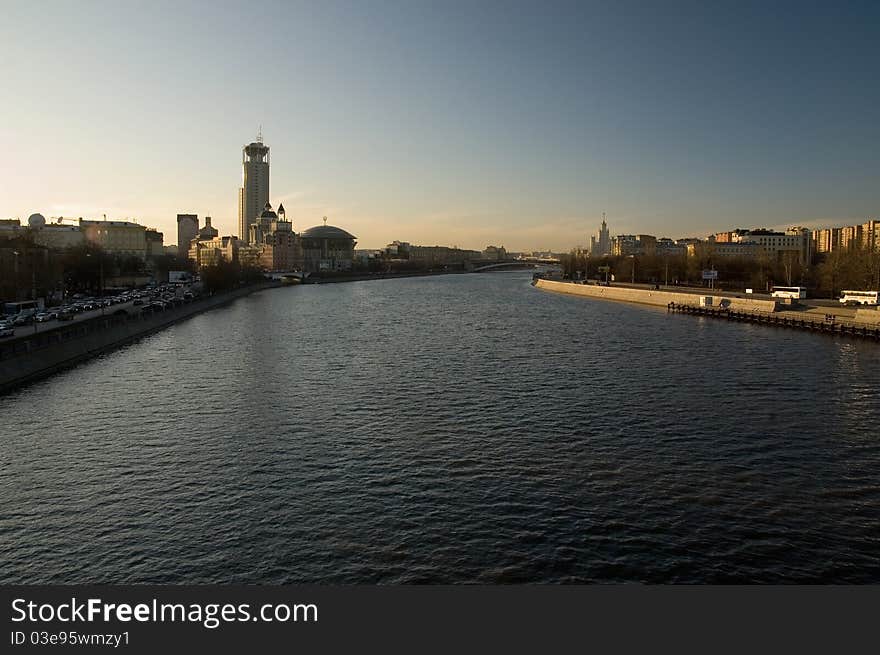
[
  {"left": 238, "top": 133, "right": 270, "bottom": 245},
  {"left": 841, "top": 224, "right": 863, "bottom": 250},
  {"left": 589, "top": 213, "right": 611, "bottom": 257},
  {"left": 176, "top": 214, "right": 198, "bottom": 258},
  {"left": 814, "top": 227, "right": 842, "bottom": 254},
  {"left": 860, "top": 220, "right": 879, "bottom": 251}
]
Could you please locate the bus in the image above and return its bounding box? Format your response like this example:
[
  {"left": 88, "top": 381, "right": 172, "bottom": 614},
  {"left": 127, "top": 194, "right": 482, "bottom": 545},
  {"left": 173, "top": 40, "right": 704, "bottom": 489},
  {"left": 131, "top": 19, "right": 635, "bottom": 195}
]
[
  {"left": 770, "top": 286, "right": 807, "bottom": 300},
  {"left": 839, "top": 290, "right": 879, "bottom": 306},
  {"left": 3, "top": 300, "right": 41, "bottom": 317}
]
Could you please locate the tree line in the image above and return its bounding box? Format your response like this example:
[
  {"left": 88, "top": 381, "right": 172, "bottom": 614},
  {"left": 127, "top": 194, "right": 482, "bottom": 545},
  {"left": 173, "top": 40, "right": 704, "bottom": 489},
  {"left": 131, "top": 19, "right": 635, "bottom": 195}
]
[{"left": 560, "top": 245, "right": 880, "bottom": 297}]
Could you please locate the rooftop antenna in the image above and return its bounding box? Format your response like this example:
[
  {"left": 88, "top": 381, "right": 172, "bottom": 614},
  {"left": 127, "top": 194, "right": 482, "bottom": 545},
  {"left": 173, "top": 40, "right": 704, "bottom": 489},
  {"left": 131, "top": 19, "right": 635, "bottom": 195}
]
[
  {"left": 257, "top": 125, "right": 263, "bottom": 143},
  {"left": 323, "top": 216, "right": 328, "bottom": 226}
]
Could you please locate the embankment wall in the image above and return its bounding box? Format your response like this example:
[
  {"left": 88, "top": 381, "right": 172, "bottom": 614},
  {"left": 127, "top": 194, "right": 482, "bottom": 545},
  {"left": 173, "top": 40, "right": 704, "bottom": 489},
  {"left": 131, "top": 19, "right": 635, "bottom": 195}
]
[
  {"left": 854, "top": 308, "right": 880, "bottom": 325},
  {"left": 534, "top": 279, "right": 779, "bottom": 312},
  {"left": 0, "top": 282, "right": 279, "bottom": 395}
]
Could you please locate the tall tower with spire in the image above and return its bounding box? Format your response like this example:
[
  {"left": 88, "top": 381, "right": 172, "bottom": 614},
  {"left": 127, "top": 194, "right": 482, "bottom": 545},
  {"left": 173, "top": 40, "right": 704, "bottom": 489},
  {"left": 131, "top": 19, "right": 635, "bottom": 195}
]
[
  {"left": 238, "top": 131, "right": 270, "bottom": 244},
  {"left": 590, "top": 212, "right": 611, "bottom": 257}
]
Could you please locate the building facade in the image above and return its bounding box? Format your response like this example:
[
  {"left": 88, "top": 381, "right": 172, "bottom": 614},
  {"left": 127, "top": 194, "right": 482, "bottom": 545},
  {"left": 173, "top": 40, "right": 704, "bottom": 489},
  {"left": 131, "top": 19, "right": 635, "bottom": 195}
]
[
  {"left": 482, "top": 245, "right": 507, "bottom": 260},
  {"left": 863, "top": 220, "right": 880, "bottom": 251},
  {"left": 145, "top": 229, "right": 164, "bottom": 259},
  {"left": 28, "top": 213, "right": 85, "bottom": 250},
  {"left": 408, "top": 245, "right": 481, "bottom": 266},
  {"left": 176, "top": 214, "right": 198, "bottom": 259},
  {"left": 731, "top": 228, "right": 811, "bottom": 265},
  {"left": 189, "top": 235, "right": 239, "bottom": 268},
  {"left": 249, "top": 202, "right": 300, "bottom": 271},
  {"left": 300, "top": 223, "right": 357, "bottom": 272},
  {"left": 80, "top": 219, "right": 147, "bottom": 259},
  {"left": 197, "top": 216, "right": 219, "bottom": 241}
]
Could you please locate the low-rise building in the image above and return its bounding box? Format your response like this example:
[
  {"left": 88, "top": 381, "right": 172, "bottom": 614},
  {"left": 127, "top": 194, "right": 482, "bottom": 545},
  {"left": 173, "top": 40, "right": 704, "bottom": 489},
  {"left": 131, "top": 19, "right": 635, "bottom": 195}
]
[
  {"left": 0, "top": 219, "right": 21, "bottom": 238},
  {"left": 300, "top": 222, "right": 357, "bottom": 272},
  {"left": 189, "top": 235, "right": 239, "bottom": 268},
  {"left": 145, "top": 229, "right": 164, "bottom": 259},
  {"left": 408, "top": 245, "right": 481, "bottom": 266},
  {"left": 483, "top": 245, "right": 507, "bottom": 260},
  {"left": 612, "top": 234, "right": 658, "bottom": 256},
  {"left": 655, "top": 238, "right": 687, "bottom": 256},
  {"left": 687, "top": 241, "right": 760, "bottom": 259},
  {"left": 384, "top": 241, "right": 411, "bottom": 258},
  {"left": 731, "top": 228, "right": 811, "bottom": 265},
  {"left": 80, "top": 218, "right": 148, "bottom": 259}
]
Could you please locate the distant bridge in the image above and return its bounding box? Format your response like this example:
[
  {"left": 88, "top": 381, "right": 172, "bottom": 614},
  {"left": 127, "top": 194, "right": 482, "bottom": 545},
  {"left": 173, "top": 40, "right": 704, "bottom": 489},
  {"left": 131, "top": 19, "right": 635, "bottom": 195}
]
[{"left": 472, "top": 259, "right": 561, "bottom": 273}]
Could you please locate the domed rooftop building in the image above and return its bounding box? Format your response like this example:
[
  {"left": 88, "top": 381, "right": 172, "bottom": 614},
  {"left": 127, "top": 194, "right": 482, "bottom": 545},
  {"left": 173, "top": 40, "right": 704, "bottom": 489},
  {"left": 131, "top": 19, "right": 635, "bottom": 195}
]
[
  {"left": 300, "top": 218, "right": 357, "bottom": 273},
  {"left": 25, "top": 212, "right": 85, "bottom": 250}
]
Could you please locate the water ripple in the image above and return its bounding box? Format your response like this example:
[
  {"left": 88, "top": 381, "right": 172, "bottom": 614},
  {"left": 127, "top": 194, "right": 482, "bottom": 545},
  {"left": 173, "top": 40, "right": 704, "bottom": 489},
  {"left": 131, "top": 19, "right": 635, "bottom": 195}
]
[{"left": 1, "top": 273, "right": 879, "bottom": 583}]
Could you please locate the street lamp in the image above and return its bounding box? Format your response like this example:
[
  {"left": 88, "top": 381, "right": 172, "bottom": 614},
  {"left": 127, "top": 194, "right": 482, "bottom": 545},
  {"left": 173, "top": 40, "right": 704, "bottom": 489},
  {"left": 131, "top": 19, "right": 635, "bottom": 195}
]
[
  {"left": 12, "top": 250, "right": 21, "bottom": 301},
  {"left": 85, "top": 253, "right": 105, "bottom": 316}
]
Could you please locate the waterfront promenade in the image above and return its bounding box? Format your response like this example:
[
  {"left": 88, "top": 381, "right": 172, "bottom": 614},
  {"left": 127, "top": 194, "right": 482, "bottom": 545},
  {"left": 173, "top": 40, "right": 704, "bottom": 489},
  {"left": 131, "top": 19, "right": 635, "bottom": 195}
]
[{"left": 534, "top": 278, "right": 880, "bottom": 339}]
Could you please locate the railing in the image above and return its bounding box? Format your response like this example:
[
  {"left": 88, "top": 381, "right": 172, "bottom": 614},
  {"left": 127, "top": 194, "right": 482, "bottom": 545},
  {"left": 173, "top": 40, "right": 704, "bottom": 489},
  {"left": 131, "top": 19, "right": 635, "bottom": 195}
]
[{"left": 666, "top": 302, "right": 880, "bottom": 341}]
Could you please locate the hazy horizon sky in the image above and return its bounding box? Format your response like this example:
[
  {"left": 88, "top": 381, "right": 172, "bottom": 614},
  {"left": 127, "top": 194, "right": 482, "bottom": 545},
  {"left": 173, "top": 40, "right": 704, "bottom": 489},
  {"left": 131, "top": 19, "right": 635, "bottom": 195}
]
[{"left": 2, "top": 1, "right": 878, "bottom": 250}]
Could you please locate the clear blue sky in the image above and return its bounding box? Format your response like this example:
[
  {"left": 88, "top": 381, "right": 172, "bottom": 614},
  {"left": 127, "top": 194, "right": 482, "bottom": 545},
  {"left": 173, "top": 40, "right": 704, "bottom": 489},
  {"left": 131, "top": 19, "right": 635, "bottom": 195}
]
[{"left": 1, "top": 0, "right": 878, "bottom": 249}]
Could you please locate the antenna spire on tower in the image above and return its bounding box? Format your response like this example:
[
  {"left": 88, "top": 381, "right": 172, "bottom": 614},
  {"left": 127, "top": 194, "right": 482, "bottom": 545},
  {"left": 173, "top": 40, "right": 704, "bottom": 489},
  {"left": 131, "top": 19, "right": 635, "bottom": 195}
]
[{"left": 257, "top": 125, "right": 263, "bottom": 143}]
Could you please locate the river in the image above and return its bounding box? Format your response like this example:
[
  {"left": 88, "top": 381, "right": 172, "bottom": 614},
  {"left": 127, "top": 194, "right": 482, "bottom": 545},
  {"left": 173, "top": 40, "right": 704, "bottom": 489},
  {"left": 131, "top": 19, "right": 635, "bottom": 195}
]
[{"left": 1, "top": 272, "right": 879, "bottom": 583}]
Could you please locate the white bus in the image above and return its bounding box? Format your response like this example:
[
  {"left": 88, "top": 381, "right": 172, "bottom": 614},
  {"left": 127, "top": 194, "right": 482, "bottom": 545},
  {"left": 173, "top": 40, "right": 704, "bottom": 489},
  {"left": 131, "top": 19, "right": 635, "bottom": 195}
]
[
  {"left": 839, "top": 290, "right": 879, "bottom": 306},
  {"left": 770, "top": 286, "right": 807, "bottom": 300},
  {"left": 3, "top": 300, "right": 40, "bottom": 317}
]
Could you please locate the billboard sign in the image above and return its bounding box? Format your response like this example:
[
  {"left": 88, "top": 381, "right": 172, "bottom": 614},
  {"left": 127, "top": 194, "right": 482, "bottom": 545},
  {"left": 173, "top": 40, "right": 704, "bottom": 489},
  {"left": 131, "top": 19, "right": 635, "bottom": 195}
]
[{"left": 169, "top": 270, "right": 192, "bottom": 284}]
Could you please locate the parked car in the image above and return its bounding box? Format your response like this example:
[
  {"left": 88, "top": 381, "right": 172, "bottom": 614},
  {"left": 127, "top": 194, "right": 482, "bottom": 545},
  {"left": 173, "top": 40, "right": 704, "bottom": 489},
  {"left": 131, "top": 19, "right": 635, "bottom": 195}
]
[{"left": 0, "top": 324, "right": 15, "bottom": 338}]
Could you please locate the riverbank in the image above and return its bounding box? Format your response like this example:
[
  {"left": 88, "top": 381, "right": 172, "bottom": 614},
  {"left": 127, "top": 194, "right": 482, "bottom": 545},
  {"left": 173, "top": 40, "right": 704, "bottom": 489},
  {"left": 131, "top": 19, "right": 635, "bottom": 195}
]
[
  {"left": 0, "top": 281, "right": 281, "bottom": 395},
  {"left": 534, "top": 278, "right": 778, "bottom": 312},
  {"left": 535, "top": 277, "right": 880, "bottom": 339}
]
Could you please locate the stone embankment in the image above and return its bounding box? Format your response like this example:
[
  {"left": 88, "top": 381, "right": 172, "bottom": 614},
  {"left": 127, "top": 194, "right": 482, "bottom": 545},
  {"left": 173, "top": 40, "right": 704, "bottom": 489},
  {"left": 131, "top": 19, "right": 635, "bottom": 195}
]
[
  {"left": 534, "top": 278, "right": 880, "bottom": 340},
  {"left": 0, "top": 281, "right": 280, "bottom": 395},
  {"left": 534, "top": 278, "right": 778, "bottom": 312}
]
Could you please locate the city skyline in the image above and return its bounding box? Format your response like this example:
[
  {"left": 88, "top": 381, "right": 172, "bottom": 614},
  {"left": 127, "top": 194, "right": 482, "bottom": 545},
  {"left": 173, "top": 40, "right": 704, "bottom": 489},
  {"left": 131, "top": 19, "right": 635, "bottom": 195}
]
[{"left": 2, "top": 1, "right": 879, "bottom": 250}]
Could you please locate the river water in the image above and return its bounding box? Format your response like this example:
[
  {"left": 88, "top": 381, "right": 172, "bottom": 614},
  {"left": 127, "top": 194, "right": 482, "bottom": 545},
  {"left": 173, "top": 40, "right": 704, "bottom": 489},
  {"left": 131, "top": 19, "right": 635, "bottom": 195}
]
[{"left": 1, "top": 272, "right": 879, "bottom": 583}]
